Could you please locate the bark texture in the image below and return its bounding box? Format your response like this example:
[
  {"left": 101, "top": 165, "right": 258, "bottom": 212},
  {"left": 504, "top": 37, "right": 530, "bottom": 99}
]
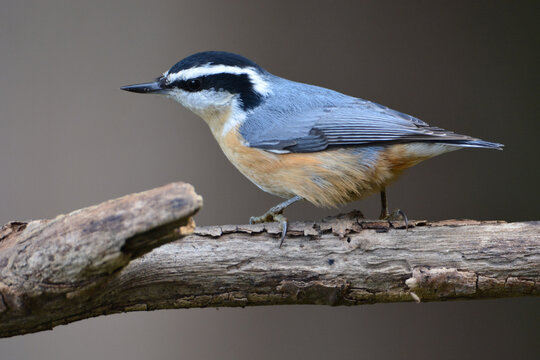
[
  {"left": 0, "top": 184, "right": 538, "bottom": 338},
  {"left": 0, "top": 182, "right": 202, "bottom": 337}
]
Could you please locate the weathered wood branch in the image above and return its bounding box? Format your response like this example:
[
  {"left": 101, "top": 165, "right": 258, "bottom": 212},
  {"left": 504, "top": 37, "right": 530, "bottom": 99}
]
[
  {"left": 0, "top": 182, "right": 202, "bottom": 337},
  {"left": 0, "top": 183, "right": 538, "bottom": 338}
]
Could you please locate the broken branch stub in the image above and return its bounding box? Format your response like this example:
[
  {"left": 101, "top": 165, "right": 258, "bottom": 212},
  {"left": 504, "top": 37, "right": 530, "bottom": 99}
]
[{"left": 0, "top": 182, "right": 202, "bottom": 335}]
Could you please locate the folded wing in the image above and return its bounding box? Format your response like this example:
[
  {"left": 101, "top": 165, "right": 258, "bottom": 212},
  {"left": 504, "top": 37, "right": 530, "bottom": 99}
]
[{"left": 242, "top": 99, "right": 502, "bottom": 153}]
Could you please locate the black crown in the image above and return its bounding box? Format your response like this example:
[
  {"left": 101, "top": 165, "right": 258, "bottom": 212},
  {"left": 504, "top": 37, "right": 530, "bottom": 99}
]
[{"left": 168, "top": 51, "right": 263, "bottom": 74}]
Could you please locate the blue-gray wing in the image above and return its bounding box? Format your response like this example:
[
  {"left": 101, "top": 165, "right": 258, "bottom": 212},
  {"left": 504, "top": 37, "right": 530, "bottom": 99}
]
[{"left": 242, "top": 98, "right": 498, "bottom": 153}]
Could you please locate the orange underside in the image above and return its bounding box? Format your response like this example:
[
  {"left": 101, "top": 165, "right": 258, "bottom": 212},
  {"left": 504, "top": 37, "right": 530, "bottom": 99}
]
[{"left": 218, "top": 129, "right": 430, "bottom": 207}]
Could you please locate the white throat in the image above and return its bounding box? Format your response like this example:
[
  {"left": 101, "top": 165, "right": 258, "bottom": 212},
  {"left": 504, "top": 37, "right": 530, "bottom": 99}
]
[{"left": 168, "top": 90, "right": 246, "bottom": 137}]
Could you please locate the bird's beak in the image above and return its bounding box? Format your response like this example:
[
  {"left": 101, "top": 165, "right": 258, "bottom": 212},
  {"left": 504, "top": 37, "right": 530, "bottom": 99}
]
[{"left": 120, "top": 81, "right": 166, "bottom": 94}]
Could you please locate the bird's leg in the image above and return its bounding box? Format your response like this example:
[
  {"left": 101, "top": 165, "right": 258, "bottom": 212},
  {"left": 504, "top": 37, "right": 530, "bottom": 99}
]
[
  {"left": 249, "top": 196, "right": 303, "bottom": 247},
  {"left": 379, "top": 188, "right": 390, "bottom": 220},
  {"left": 379, "top": 188, "right": 409, "bottom": 230}
]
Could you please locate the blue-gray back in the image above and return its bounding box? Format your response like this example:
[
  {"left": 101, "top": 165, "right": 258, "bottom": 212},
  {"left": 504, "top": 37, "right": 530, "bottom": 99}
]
[{"left": 239, "top": 76, "right": 502, "bottom": 152}]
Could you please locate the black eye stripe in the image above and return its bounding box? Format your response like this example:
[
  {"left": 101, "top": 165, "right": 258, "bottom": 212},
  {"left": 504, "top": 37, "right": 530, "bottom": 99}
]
[
  {"left": 187, "top": 79, "right": 201, "bottom": 91},
  {"left": 169, "top": 77, "right": 203, "bottom": 92},
  {"left": 169, "top": 73, "right": 263, "bottom": 110},
  {"left": 171, "top": 74, "right": 249, "bottom": 92}
]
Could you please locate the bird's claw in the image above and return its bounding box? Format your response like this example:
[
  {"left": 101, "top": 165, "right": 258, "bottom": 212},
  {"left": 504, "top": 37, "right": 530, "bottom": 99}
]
[
  {"left": 249, "top": 211, "right": 289, "bottom": 247},
  {"left": 249, "top": 214, "right": 271, "bottom": 224},
  {"left": 273, "top": 214, "right": 288, "bottom": 248},
  {"left": 380, "top": 208, "right": 409, "bottom": 231}
]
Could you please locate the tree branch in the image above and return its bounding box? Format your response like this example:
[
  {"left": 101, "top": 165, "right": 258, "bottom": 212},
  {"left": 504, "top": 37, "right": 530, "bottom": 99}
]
[
  {"left": 0, "top": 184, "right": 538, "bottom": 338},
  {"left": 0, "top": 182, "right": 202, "bottom": 337}
]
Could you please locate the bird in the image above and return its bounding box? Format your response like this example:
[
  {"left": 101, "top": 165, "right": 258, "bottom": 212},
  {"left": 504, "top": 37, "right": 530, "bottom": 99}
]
[{"left": 121, "top": 51, "right": 503, "bottom": 247}]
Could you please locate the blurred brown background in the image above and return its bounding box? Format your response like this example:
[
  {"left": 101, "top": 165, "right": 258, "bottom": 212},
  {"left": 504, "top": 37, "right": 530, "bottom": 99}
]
[{"left": 1, "top": 1, "right": 538, "bottom": 359}]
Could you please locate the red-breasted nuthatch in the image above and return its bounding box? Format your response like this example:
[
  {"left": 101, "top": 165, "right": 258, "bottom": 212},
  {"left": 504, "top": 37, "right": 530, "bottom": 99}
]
[{"left": 122, "top": 51, "right": 503, "bottom": 246}]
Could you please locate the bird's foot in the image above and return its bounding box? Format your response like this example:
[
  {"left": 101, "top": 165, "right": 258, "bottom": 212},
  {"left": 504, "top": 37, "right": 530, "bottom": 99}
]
[
  {"left": 380, "top": 208, "right": 409, "bottom": 231},
  {"left": 249, "top": 211, "right": 288, "bottom": 248}
]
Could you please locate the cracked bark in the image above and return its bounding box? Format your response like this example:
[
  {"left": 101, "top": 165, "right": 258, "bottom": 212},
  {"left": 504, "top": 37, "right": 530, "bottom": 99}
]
[{"left": 0, "top": 185, "right": 539, "bottom": 338}]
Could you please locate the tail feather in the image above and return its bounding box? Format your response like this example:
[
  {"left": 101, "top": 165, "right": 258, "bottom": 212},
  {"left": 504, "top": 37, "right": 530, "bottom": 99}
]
[{"left": 443, "top": 139, "right": 504, "bottom": 150}]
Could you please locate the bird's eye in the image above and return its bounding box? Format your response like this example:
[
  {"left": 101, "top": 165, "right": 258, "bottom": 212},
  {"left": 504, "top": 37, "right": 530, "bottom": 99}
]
[{"left": 187, "top": 79, "right": 201, "bottom": 91}]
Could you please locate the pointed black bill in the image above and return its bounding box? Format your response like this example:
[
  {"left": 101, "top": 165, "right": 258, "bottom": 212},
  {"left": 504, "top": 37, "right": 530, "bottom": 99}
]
[{"left": 121, "top": 81, "right": 166, "bottom": 94}]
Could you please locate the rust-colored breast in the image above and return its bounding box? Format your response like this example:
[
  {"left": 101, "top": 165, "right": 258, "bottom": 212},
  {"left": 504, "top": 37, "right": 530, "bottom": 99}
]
[{"left": 212, "top": 119, "right": 445, "bottom": 207}]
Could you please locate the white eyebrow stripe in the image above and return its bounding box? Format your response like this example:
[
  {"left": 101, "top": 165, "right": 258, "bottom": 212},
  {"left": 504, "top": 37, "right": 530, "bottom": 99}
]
[{"left": 166, "top": 64, "right": 271, "bottom": 95}]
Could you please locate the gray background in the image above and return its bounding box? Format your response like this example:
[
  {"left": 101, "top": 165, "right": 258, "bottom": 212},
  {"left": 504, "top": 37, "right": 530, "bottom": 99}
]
[{"left": 1, "top": 1, "right": 538, "bottom": 359}]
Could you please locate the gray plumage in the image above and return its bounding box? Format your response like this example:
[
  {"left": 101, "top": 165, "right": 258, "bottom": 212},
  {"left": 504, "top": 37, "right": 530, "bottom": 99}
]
[{"left": 240, "top": 75, "right": 503, "bottom": 153}]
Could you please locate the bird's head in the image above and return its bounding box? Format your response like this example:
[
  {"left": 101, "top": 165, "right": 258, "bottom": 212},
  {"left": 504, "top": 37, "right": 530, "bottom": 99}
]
[{"left": 121, "top": 51, "right": 271, "bottom": 121}]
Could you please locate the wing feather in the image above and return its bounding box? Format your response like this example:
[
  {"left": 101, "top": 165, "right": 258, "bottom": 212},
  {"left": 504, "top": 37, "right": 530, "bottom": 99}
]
[
  {"left": 244, "top": 99, "right": 493, "bottom": 153},
  {"left": 239, "top": 78, "right": 502, "bottom": 152}
]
